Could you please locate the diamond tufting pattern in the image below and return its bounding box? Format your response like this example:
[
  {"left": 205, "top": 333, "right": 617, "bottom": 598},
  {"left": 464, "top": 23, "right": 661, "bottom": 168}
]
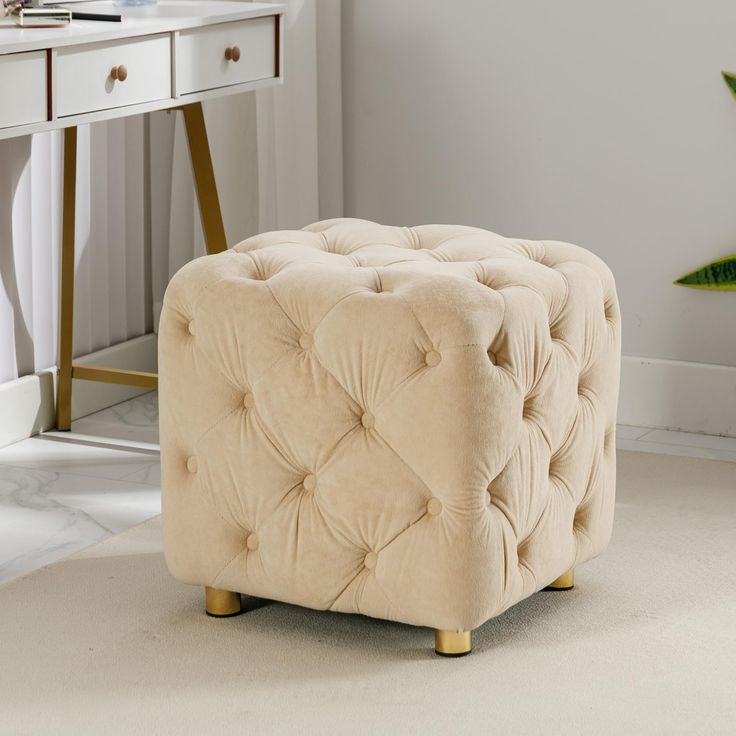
[{"left": 159, "top": 218, "right": 620, "bottom": 632}]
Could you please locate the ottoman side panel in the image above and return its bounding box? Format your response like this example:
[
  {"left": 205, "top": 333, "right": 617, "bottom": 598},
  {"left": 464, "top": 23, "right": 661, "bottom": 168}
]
[
  {"left": 324, "top": 274, "right": 525, "bottom": 631},
  {"left": 541, "top": 242, "right": 621, "bottom": 563},
  {"left": 159, "top": 250, "right": 403, "bottom": 609},
  {"left": 159, "top": 252, "right": 267, "bottom": 585},
  {"left": 484, "top": 241, "right": 620, "bottom": 611}
]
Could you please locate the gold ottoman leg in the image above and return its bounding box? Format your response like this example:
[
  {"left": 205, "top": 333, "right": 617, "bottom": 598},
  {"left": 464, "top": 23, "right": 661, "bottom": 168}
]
[
  {"left": 544, "top": 568, "right": 575, "bottom": 591},
  {"left": 205, "top": 587, "right": 242, "bottom": 617},
  {"left": 435, "top": 629, "right": 472, "bottom": 657}
]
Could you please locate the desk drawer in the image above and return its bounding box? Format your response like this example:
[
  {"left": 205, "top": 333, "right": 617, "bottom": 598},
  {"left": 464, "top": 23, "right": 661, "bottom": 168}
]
[
  {"left": 56, "top": 35, "right": 171, "bottom": 117},
  {"left": 176, "top": 17, "right": 276, "bottom": 95},
  {"left": 0, "top": 51, "right": 47, "bottom": 129}
]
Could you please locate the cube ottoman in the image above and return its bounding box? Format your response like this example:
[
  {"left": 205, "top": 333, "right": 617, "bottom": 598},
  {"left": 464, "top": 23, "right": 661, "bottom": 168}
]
[{"left": 159, "top": 218, "right": 620, "bottom": 656}]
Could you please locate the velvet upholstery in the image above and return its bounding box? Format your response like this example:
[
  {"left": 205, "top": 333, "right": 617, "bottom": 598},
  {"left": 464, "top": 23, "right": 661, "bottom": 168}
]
[{"left": 159, "top": 218, "right": 620, "bottom": 632}]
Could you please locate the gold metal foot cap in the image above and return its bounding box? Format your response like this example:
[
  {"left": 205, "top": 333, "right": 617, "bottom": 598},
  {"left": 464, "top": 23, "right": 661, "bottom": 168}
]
[
  {"left": 544, "top": 568, "right": 575, "bottom": 591},
  {"left": 205, "top": 587, "right": 242, "bottom": 617},
  {"left": 435, "top": 629, "right": 472, "bottom": 657}
]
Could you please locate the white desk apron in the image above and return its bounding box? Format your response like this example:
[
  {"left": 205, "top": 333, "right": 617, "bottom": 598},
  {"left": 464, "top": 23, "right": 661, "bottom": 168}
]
[{"left": 0, "top": 0, "right": 285, "bottom": 429}]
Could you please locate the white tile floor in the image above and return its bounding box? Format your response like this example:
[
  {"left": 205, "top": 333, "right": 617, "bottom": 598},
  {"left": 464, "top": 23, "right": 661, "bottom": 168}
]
[{"left": 1, "top": 391, "right": 735, "bottom": 587}]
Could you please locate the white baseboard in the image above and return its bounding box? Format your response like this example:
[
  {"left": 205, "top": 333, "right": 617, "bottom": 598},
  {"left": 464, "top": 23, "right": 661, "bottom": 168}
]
[
  {"left": 0, "top": 333, "right": 157, "bottom": 449},
  {"left": 0, "top": 370, "right": 57, "bottom": 449},
  {"left": 620, "top": 355, "right": 736, "bottom": 438}
]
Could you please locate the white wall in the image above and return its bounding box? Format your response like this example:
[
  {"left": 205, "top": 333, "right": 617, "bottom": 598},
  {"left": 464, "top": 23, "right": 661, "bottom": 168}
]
[
  {"left": 341, "top": 1, "right": 736, "bottom": 372},
  {"left": 316, "top": 0, "right": 344, "bottom": 220}
]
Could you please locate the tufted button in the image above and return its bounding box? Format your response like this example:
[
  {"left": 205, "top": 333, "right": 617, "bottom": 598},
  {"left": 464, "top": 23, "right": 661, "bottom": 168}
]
[
  {"left": 246, "top": 533, "right": 259, "bottom": 551},
  {"left": 303, "top": 474, "right": 317, "bottom": 492},
  {"left": 187, "top": 320, "right": 196, "bottom": 336},
  {"left": 361, "top": 412, "right": 375, "bottom": 429},
  {"left": 242, "top": 392, "right": 255, "bottom": 410},
  {"left": 299, "top": 333, "right": 314, "bottom": 350},
  {"left": 186, "top": 456, "right": 198, "bottom": 474},
  {"left": 427, "top": 498, "right": 443, "bottom": 516},
  {"left": 425, "top": 350, "right": 442, "bottom": 367},
  {"left": 363, "top": 551, "right": 378, "bottom": 570},
  {"left": 486, "top": 488, "right": 492, "bottom": 505}
]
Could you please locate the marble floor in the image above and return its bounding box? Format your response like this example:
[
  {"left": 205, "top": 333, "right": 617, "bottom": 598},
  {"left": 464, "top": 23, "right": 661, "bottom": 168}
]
[
  {"left": 0, "top": 392, "right": 160, "bottom": 586},
  {"left": 1, "top": 391, "right": 735, "bottom": 587}
]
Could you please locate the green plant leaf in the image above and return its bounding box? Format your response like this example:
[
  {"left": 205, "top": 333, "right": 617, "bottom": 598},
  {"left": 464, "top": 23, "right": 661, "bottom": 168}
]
[
  {"left": 675, "top": 255, "right": 736, "bottom": 290},
  {"left": 723, "top": 71, "right": 736, "bottom": 99}
]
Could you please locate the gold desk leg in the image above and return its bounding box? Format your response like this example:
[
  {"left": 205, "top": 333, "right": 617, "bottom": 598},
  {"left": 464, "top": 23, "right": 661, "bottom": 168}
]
[
  {"left": 545, "top": 568, "right": 575, "bottom": 591},
  {"left": 205, "top": 587, "right": 242, "bottom": 618},
  {"left": 435, "top": 629, "right": 472, "bottom": 657},
  {"left": 56, "top": 127, "right": 77, "bottom": 431},
  {"left": 181, "top": 102, "right": 228, "bottom": 255},
  {"left": 55, "top": 108, "right": 226, "bottom": 422}
]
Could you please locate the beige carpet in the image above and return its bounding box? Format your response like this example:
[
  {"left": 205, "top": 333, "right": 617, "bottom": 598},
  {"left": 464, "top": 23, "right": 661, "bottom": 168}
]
[{"left": 1, "top": 450, "right": 735, "bottom": 736}]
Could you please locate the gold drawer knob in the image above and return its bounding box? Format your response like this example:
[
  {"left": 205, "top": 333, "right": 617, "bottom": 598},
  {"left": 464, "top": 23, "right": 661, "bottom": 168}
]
[
  {"left": 224, "top": 46, "right": 241, "bottom": 62},
  {"left": 110, "top": 65, "right": 128, "bottom": 82}
]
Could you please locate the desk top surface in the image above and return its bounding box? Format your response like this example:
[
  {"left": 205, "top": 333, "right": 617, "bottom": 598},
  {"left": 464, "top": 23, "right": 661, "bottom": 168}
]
[{"left": 0, "top": 0, "right": 285, "bottom": 54}]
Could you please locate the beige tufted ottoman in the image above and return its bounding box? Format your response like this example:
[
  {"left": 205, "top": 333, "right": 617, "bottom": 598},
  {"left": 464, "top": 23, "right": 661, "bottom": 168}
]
[{"left": 159, "top": 218, "right": 620, "bottom": 657}]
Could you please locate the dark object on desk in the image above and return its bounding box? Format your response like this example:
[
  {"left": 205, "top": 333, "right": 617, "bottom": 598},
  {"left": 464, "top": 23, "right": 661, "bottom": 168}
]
[{"left": 70, "top": 10, "right": 122, "bottom": 21}]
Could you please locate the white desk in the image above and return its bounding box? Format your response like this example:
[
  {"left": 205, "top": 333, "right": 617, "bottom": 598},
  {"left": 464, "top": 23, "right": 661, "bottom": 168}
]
[{"left": 0, "top": 0, "right": 285, "bottom": 429}]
